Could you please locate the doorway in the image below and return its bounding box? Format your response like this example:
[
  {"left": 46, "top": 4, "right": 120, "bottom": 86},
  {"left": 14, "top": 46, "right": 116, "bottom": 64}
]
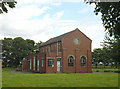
[{"left": 57, "top": 58, "right": 61, "bottom": 72}]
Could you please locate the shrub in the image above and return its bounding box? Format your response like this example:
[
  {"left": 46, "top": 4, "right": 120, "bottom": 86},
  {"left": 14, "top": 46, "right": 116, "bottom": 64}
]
[
  {"left": 114, "top": 70, "right": 120, "bottom": 73},
  {"left": 96, "top": 70, "right": 99, "bottom": 72},
  {"left": 104, "top": 70, "right": 111, "bottom": 72},
  {"left": 66, "top": 71, "right": 71, "bottom": 74}
]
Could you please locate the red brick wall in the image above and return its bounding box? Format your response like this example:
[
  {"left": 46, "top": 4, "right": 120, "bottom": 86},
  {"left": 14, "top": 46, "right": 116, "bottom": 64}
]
[
  {"left": 62, "top": 29, "right": 92, "bottom": 73},
  {"left": 45, "top": 52, "right": 62, "bottom": 73},
  {"left": 22, "top": 60, "right": 30, "bottom": 71},
  {"left": 28, "top": 53, "right": 46, "bottom": 73}
]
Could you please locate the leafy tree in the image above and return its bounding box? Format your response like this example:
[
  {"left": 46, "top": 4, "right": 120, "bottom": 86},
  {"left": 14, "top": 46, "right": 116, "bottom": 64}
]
[
  {"left": 0, "top": 0, "right": 17, "bottom": 14},
  {"left": 2, "top": 38, "right": 13, "bottom": 67},
  {"left": 85, "top": 1, "right": 120, "bottom": 38},
  {"left": 102, "top": 37, "right": 120, "bottom": 68},
  {"left": 26, "top": 39, "right": 35, "bottom": 54},
  {"left": 85, "top": 1, "right": 120, "bottom": 68},
  {"left": 92, "top": 47, "right": 112, "bottom": 68},
  {"left": 12, "top": 37, "right": 29, "bottom": 67},
  {"left": 2, "top": 37, "right": 42, "bottom": 67},
  {"left": 34, "top": 41, "right": 43, "bottom": 53},
  {"left": 92, "top": 48, "right": 102, "bottom": 68}
]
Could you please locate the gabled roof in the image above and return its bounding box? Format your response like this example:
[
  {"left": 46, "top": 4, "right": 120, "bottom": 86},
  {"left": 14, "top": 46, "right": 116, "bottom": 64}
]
[{"left": 40, "top": 28, "right": 91, "bottom": 47}]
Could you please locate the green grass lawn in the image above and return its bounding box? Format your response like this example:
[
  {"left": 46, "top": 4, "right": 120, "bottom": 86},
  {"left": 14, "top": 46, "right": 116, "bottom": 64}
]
[
  {"left": 2, "top": 68, "right": 119, "bottom": 87},
  {"left": 92, "top": 68, "right": 119, "bottom": 72}
]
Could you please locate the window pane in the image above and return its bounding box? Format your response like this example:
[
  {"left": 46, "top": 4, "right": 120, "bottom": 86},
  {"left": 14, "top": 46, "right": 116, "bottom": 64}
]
[
  {"left": 68, "top": 56, "right": 74, "bottom": 66},
  {"left": 30, "top": 59, "right": 31, "bottom": 70},
  {"left": 33, "top": 57, "right": 35, "bottom": 70},
  {"left": 48, "top": 59, "right": 54, "bottom": 67},
  {"left": 37, "top": 60, "right": 39, "bottom": 71},
  {"left": 81, "top": 56, "right": 86, "bottom": 66}
]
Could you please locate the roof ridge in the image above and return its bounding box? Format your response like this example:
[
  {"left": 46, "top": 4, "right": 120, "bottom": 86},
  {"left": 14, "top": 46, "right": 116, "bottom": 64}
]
[{"left": 40, "top": 28, "right": 91, "bottom": 47}]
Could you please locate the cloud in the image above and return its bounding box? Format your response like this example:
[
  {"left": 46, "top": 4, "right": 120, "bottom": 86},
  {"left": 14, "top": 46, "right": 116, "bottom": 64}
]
[
  {"left": 53, "top": 11, "right": 64, "bottom": 19},
  {"left": 0, "top": 1, "right": 105, "bottom": 50}
]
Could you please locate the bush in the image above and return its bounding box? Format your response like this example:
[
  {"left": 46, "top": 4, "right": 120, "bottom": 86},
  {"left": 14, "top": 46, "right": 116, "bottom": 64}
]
[
  {"left": 104, "top": 70, "right": 111, "bottom": 72},
  {"left": 114, "top": 70, "right": 120, "bottom": 73},
  {"left": 66, "top": 71, "right": 71, "bottom": 74},
  {"left": 96, "top": 70, "right": 99, "bottom": 72}
]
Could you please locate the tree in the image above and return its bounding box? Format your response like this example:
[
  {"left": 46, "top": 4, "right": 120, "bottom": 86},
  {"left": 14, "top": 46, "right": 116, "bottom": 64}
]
[
  {"left": 85, "top": 1, "right": 120, "bottom": 67},
  {"left": 12, "top": 37, "right": 29, "bottom": 67},
  {"left": 2, "top": 38, "right": 13, "bottom": 67},
  {"left": 2, "top": 37, "right": 42, "bottom": 67},
  {"left": 34, "top": 41, "right": 43, "bottom": 53},
  {"left": 0, "top": 0, "right": 17, "bottom": 14},
  {"left": 85, "top": 1, "right": 120, "bottom": 38},
  {"left": 102, "top": 37, "right": 120, "bottom": 68},
  {"left": 26, "top": 39, "right": 35, "bottom": 54},
  {"left": 92, "top": 47, "right": 112, "bottom": 68},
  {"left": 92, "top": 48, "right": 102, "bottom": 68}
]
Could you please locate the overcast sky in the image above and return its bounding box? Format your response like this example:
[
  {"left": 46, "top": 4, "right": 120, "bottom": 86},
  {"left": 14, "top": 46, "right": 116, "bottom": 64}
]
[{"left": 0, "top": 0, "right": 105, "bottom": 50}]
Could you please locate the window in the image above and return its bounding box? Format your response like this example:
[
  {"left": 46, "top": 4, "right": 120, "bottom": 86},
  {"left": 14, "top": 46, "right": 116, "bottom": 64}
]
[
  {"left": 48, "top": 59, "right": 54, "bottom": 67},
  {"left": 74, "top": 38, "right": 80, "bottom": 45},
  {"left": 81, "top": 56, "right": 86, "bottom": 66},
  {"left": 30, "top": 59, "right": 31, "bottom": 70},
  {"left": 68, "top": 56, "right": 74, "bottom": 66},
  {"left": 37, "top": 60, "right": 39, "bottom": 71},
  {"left": 33, "top": 57, "right": 36, "bottom": 70},
  {"left": 42, "top": 58, "right": 44, "bottom": 67}
]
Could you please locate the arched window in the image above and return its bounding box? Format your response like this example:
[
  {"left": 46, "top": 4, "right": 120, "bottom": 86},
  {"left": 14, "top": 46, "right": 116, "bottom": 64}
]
[
  {"left": 81, "top": 56, "right": 86, "bottom": 66},
  {"left": 68, "top": 56, "right": 74, "bottom": 66}
]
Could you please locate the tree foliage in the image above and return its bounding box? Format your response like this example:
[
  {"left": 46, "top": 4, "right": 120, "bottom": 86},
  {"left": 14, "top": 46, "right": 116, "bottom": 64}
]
[
  {"left": 0, "top": 1, "right": 17, "bottom": 14},
  {"left": 94, "top": 2, "right": 120, "bottom": 38},
  {"left": 85, "top": 1, "right": 120, "bottom": 38},
  {"left": 2, "top": 37, "right": 42, "bottom": 67},
  {"left": 102, "top": 37, "right": 120, "bottom": 67},
  {"left": 85, "top": 1, "right": 120, "bottom": 67}
]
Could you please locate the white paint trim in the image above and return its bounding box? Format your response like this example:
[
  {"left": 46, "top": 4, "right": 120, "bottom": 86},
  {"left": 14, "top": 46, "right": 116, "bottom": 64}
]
[
  {"left": 67, "top": 55, "right": 75, "bottom": 60},
  {"left": 80, "top": 55, "right": 87, "bottom": 59}
]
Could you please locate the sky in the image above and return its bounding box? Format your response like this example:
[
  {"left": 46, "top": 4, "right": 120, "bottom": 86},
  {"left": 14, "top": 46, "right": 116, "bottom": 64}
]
[{"left": 0, "top": 0, "right": 106, "bottom": 51}]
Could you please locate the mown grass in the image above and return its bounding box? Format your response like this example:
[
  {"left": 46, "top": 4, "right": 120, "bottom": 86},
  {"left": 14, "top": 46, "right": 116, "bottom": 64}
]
[
  {"left": 92, "top": 68, "right": 119, "bottom": 72},
  {"left": 2, "top": 68, "right": 119, "bottom": 87}
]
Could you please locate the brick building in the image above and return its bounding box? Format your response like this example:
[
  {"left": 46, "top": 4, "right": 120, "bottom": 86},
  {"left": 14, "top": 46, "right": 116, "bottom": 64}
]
[{"left": 22, "top": 28, "right": 92, "bottom": 73}]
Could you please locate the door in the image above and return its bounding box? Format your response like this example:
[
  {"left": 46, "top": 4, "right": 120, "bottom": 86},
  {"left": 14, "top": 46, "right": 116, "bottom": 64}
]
[{"left": 57, "top": 58, "right": 61, "bottom": 72}]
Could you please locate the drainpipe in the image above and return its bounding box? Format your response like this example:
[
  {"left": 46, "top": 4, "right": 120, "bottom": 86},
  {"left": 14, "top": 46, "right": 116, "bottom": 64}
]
[
  {"left": 57, "top": 42, "right": 58, "bottom": 57},
  {"left": 87, "top": 49, "right": 90, "bottom": 73},
  {"left": 75, "top": 49, "right": 76, "bottom": 73}
]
